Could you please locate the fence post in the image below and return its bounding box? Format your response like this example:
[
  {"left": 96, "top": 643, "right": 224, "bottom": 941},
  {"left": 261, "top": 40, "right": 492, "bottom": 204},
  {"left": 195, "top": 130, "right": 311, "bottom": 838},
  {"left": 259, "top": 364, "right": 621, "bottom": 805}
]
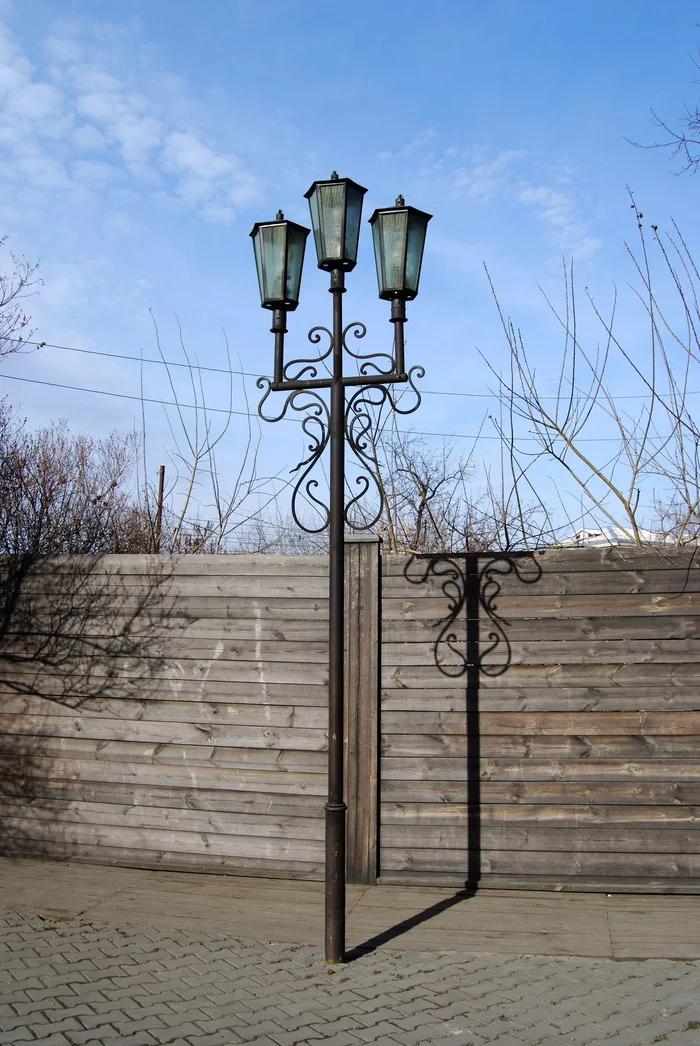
[{"left": 344, "top": 534, "right": 381, "bottom": 884}]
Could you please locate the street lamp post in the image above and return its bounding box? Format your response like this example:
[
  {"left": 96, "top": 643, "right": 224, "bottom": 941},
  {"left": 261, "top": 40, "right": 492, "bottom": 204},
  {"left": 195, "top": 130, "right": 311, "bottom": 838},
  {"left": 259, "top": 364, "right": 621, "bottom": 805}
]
[{"left": 252, "top": 173, "right": 430, "bottom": 963}]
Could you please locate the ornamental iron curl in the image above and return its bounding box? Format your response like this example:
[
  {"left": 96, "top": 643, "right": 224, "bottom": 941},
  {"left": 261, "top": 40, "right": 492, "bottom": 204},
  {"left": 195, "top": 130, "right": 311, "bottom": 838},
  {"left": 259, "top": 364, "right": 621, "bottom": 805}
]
[
  {"left": 257, "top": 376, "right": 330, "bottom": 533},
  {"left": 344, "top": 368, "right": 424, "bottom": 529},
  {"left": 283, "top": 325, "right": 333, "bottom": 383},
  {"left": 258, "top": 320, "right": 424, "bottom": 533},
  {"left": 342, "top": 321, "right": 395, "bottom": 377}
]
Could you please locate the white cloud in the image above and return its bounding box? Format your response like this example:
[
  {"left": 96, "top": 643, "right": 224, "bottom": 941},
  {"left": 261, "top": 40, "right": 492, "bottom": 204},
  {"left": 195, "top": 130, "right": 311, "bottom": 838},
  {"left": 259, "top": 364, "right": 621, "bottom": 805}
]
[
  {"left": 0, "top": 20, "right": 263, "bottom": 223},
  {"left": 517, "top": 182, "right": 601, "bottom": 258},
  {"left": 452, "top": 149, "right": 527, "bottom": 202},
  {"left": 379, "top": 128, "right": 438, "bottom": 162}
]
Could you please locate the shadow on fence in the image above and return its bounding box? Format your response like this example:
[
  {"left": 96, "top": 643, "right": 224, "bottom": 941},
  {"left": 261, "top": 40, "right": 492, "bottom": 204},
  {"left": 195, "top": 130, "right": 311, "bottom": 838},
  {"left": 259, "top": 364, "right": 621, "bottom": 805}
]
[
  {"left": 0, "top": 554, "right": 176, "bottom": 858},
  {"left": 403, "top": 551, "right": 543, "bottom": 888}
]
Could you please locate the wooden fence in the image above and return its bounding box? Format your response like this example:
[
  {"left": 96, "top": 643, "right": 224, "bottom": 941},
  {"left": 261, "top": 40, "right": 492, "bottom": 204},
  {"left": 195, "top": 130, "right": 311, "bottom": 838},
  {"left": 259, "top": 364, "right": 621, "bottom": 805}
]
[
  {"left": 0, "top": 543, "right": 698, "bottom": 892},
  {"left": 0, "top": 552, "right": 332, "bottom": 878},
  {"left": 381, "top": 547, "right": 700, "bottom": 892}
]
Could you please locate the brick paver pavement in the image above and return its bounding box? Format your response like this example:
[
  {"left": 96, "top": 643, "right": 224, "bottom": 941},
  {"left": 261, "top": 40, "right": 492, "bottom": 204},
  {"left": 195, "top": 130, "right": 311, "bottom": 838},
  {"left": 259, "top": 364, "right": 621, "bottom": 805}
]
[{"left": 1, "top": 910, "right": 699, "bottom": 1046}]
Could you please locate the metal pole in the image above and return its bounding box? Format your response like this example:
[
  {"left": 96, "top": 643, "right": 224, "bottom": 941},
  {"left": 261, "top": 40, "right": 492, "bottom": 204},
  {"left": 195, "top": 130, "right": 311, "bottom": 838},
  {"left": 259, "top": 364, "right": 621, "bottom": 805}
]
[{"left": 325, "top": 266, "right": 346, "bottom": 963}]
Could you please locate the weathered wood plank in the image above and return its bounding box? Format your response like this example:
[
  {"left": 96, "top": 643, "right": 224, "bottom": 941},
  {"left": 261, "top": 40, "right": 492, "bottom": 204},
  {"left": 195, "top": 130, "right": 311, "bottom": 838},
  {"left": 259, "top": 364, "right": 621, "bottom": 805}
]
[
  {"left": 380, "top": 711, "right": 700, "bottom": 735},
  {"left": 0, "top": 839, "right": 324, "bottom": 879},
  {"left": 381, "top": 848, "right": 700, "bottom": 877},
  {"left": 0, "top": 755, "right": 328, "bottom": 794},
  {"left": 0, "top": 679, "right": 327, "bottom": 704},
  {"left": 381, "top": 757, "right": 700, "bottom": 782},
  {"left": 0, "top": 735, "right": 328, "bottom": 770},
  {"left": 1, "top": 638, "right": 331, "bottom": 664},
  {"left": 1, "top": 797, "right": 325, "bottom": 840},
  {"left": 13, "top": 576, "right": 328, "bottom": 599},
  {"left": 2, "top": 817, "right": 325, "bottom": 862},
  {"left": 0, "top": 553, "right": 329, "bottom": 576},
  {"left": 380, "top": 688, "right": 700, "bottom": 712},
  {"left": 381, "top": 801, "right": 700, "bottom": 827},
  {"left": 382, "top": 566, "right": 700, "bottom": 597},
  {"left": 0, "top": 659, "right": 329, "bottom": 686},
  {"left": 383, "top": 639, "right": 700, "bottom": 666},
  {"left": 382, "top": 616, "right": 700, "bottom": 642},
  {"left": 382, "top": 663, "right": 700, "bottom": 689},
  {"left": 2, "top": 778, "right": 325, "bottom": 818},
  {"left": 377, "top": 871, "right": 700, "bottom": 893},
  {"left": 0, "top": 697, "right": 328, "bottom": 727},
  {"left": 0, "top": 714, "right": 329, "bottom": 750},
  {"left": 383, "top": 592, "right": 700, "bottom": 619},
  {"left": 380, "top": 779, "right": 700, "bottom": 804},
  {"left": 380, "top": 825, "right": 700, "bottom": 853},
  {"left": 382, "top": 733, "right": 700, "bottom": 759}
]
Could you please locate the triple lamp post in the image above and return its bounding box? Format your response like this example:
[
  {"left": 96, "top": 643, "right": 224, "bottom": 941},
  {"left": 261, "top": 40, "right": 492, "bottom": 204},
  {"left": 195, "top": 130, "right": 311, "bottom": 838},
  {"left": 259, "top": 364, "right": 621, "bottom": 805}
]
[{"left": 251, "top": 174, "right": 431, "bottom": 963}]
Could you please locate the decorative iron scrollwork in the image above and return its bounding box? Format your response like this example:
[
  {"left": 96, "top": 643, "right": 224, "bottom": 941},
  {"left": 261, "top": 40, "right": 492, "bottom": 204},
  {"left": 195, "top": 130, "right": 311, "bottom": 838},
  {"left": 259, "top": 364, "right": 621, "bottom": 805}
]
[
  {"left": 344, "top": 367, "right": 424, "bottom": 529},
  {"left": 258, "top": 318, "right": 424, "bottom": 533},
  {"left": 282, "top": 325, "right": 333, "bottom": 383},
  {"left": 257, "top": 378, "right": 330, "bottom": 533},
  {"left": 342, "top": 320, "right": 395, "bottom": 377}
]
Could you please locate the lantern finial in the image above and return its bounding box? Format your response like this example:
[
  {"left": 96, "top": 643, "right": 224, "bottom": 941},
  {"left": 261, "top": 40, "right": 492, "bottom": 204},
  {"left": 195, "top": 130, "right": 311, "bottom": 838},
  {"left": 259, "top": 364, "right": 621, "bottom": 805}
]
[{"left": 395, "top": 194, "right": 405, "bottom": 207}]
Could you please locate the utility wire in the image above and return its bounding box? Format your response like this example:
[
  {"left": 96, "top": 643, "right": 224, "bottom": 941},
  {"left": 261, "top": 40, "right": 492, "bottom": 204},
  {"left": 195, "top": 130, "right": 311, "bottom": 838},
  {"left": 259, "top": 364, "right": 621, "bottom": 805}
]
[
  {"left": 0, "top": 371, "right": 632, "bottom": 443},
  {"left": 6, "top": 335, "right": 693, "bottom": 402}
]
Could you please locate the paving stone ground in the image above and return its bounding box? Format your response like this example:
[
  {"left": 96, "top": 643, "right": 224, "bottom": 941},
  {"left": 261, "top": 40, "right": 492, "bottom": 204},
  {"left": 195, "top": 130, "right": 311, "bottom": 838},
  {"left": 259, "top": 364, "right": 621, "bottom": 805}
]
[{"left": 1, "top": 910, "right": 699, "bottom": 1046}]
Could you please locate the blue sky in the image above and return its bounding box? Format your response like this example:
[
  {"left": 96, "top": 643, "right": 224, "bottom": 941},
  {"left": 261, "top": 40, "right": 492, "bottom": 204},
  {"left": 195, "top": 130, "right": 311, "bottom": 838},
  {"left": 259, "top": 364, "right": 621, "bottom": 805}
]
[{"left": 1, "top": 0, "right": 698, "bottom": 537}]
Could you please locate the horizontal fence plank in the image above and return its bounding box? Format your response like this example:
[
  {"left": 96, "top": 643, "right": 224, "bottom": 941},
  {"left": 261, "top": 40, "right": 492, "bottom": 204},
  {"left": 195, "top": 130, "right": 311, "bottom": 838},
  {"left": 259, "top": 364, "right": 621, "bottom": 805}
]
[
  {"left": 381, "top": 757, "right": 700, "bottom": 782},
  {"left": 377, "top": 871, "right": 700, "bottom": 893},
  {"left": 2, "top": 817, "right": 325, "bottom": 863},
  {"left": 382, "top": 616, "right": 700, "bottom": 642},
  {"left": 1, "top": 638, "right": 330, "bottom": 665},
  {"left": 0, "top": 735, "right": 328, "bottom": 770},
  {"left": 0, "top": 660, "right": 330, "bottom": 686},
  {"left": 383, "top": 592, "right": 700, "bottom": 619},
  {"left": 0, "top": 679, "right": 327, "bottom": 704},
  {"left": 0, "top": 755, "right": 328, "bottom": 794},
  {"left": 381, "top": 711, "right": 700, "bottom": 735},
  {"left": 380, "top": 779, "right": 699, "bottom": 804},
  {"left": 1, "top": 839, "right": 325, "bottom": 879},
  {"left": 381, "top": 733, "right": 700, "bottom": 759},
  {"left": 381, "top": 688, "right": 700, "bottom": 712},
  {"left": 383, "top": 639, "right": 700, "bottom": 667},
  {"left": 0, "top": 697, "right": 328, "bottom": 727},
  {"left": 381, "top": 825, "right": 700, "bottom": 853},
  {"left": 1, "top": 798, "right": 325, "bottom": 840},
  {"left": 380, "top": 848, "right": 700, "bottom": 877},
  {"left": 1, "top": 553, "right": 329, "bottom": 576},
  {"left": 12, "top": 576, "right": 329, "bottom": 599},
  {"left": 2, "top": 778, "right": 325, "bottom": 818},
  {"left": 383, "top": 664, "right": 700, "bottom": 689},
  {"left": 381, "top": 802, "right": 700, "bottom": 827}
]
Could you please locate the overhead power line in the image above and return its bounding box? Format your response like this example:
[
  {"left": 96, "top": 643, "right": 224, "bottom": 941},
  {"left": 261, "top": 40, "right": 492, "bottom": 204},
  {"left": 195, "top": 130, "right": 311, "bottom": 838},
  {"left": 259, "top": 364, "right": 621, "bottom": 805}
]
[
  {"left": 0, "top": 371, "right": 648, "bottom": 443},
  {"left": 7, "top": 335, "right": 694, "bottom": 402}
]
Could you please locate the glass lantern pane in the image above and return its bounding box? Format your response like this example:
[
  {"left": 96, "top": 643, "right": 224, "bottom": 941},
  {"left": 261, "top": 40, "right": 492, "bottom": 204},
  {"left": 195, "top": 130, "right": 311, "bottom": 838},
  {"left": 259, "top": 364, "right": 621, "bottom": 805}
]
[
  {"left": 252, "top": 231, "right": 266, "bottom": 305},
  {"left": 284, "top": 225, "right": 307, "bottom": 305},
  {"left": 380, "top": 211, "right": 408, "bottom": 294},
  {"left": 318, "top": 182, "right": 345, "bottom": 262},
  {"left": 343, "top": 185, "right": 364, "bottom": 264},
  {"left": 260, "top": 223, "right": 286, "bottom": 303},
  {"left": 371, "top": 220, "right": 384, "bottom": 295},
  {"left": 405, "top": 214, "right": 428, "bottom": 296}
]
